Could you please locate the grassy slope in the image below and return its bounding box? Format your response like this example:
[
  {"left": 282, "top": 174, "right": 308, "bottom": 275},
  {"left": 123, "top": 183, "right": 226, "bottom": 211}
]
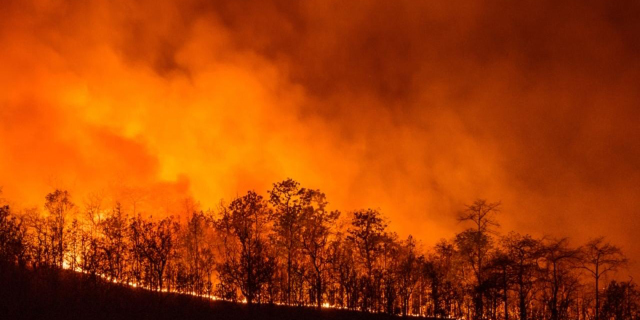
[{"left": 0, "top": 264, "right": 428, "bottom": 320}]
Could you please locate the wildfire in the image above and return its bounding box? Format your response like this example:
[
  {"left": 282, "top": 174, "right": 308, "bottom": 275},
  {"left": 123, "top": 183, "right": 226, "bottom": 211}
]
[{"left": 58, "top": 263, "right": 343, "bottom": 310}]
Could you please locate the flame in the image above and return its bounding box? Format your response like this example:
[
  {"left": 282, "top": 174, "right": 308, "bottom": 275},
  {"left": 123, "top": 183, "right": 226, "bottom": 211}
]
[{"left": 60, "top": 259, "right": 346, "bottom": 311}]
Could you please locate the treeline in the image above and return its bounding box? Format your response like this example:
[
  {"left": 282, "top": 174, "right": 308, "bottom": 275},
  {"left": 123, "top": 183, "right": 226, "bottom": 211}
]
[{"left": 0, "top": 179, "right": 637, "bottom": 320}]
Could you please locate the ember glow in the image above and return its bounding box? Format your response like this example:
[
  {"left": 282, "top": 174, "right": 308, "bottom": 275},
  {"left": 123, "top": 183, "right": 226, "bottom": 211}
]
[{"left": 1, "top": 0, "right": 640, "bottom": 290}]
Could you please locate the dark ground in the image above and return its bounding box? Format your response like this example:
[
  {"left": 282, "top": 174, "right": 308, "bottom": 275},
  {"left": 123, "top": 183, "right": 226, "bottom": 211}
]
[{"left": 0, "top": 264, "right": 432, "bottom": 320}]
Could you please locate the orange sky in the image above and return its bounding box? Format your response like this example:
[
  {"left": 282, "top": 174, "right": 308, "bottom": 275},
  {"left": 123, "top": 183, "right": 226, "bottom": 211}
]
[{"left": 1, "top": 0, "right": 639, "bottom": 277}]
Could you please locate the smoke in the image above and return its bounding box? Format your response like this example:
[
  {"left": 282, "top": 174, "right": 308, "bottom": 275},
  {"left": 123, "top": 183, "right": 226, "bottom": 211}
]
[{"left": 1, "top": 0, "right": 639, "bottom": 275}]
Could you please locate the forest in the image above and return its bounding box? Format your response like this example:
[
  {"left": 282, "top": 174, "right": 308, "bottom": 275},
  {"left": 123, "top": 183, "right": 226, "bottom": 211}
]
[{"left": 0, "top": 179, "right": 637, "bottom": 320}]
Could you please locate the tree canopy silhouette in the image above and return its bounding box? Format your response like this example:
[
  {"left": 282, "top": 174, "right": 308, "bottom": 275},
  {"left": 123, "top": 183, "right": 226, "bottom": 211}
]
[{"left": 0, "top": 181, "right": 636, "bottom": 320}]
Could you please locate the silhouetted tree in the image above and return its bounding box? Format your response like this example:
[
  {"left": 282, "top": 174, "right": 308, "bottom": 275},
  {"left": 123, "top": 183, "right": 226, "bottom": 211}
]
[
  {"left": 100, "top": 202, "right": 128, "bottom": 282},
  {"left": 423, "top": 240, "right": 461, "bottom": 318},
  {"left": 215, "top": 191, "right": 275, "bottom": 305},
  {"left": 540, "top": 237, "right": 581, "bottom": 320},
  {"left": 396, "top": 235, "right": 419, "bottom": 316},
  {"left": 0, "top": 205, "right": 28, "bottom": 266},
  {"left": 79, "top": 222, "right": 101, "bottom": 277},
  {"left": 502, "top": 233, "right": 542, "bottom": 320},
  {"left": 269, "top": 178, "right": 306, "bottom": 304},
  {"left": 298, "top": 188, "right": 338, "bottom": 308},
  {"left": 151, "top": 216, "right": 180, "bottom": 291},
  {"left": 486, "top": 249, "right": 512, "bottom": 320},
  {"left": 379, "top": 232, "right": 400, "bottom": 314},
  {"left": 601, "top": 280, "right": 640, "bottom": 320},
  {"left": 129, "top": 214, "right": 150, "bottom": 285},
  {"left": 128, "top": 214, "right": 180, "bottom": 290},
  {"left": 581, "top": 237, "right": 628, "bottom": 320},
  {"left": 44, "top": 190, "right": 74, "bottom": 268},
  {"left": 1, "top": 183, "right": 639, "bottom": 319},
  {"left": 328, "top": 232, "right": 358, "bottom": 309},
  {"left": 182, "top": 210, "right": 215, "bottom": 295},
  {"left": 347, "top": 208, "right": 387, "bottom": 312},
  {"left": 84, "top": 192, "right": 104, "bottom": 234},
  {"left": 65, "top": 218, "right": 82, "bottom": 270},
  {"left": 25, "top": 208, "right": 53, "bottom": 268},
  {"left": 455, "top": 199, "right": 500, "bottom": 320}
]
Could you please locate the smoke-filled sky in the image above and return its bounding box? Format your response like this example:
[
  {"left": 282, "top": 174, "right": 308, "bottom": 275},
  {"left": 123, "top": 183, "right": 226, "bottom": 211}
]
[{"left": 1, "top": 0, "right": 639, "bottom": 276}]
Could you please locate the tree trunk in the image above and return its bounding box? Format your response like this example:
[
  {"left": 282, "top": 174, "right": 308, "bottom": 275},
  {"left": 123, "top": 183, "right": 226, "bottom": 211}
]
[
  {"left": 504, "top": 268, "right": 509, "bottom": 320},
  {"left": 316, "top": 275, "right": 322, "bottom": 308},
  {"left": 595, "top": 272, "right": 600, "bottom": 320},
  {"left": 519, "top": 291, "right": 527, "bottom": 320}
]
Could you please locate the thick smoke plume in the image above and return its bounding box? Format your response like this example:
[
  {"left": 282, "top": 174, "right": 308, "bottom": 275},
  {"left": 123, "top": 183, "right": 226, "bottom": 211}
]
[{"left": 1, "top": 0, "right": 639, "bottom": 273}]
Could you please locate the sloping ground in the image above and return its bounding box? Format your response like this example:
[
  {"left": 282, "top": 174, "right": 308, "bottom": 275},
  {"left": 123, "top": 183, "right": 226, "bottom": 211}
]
[{"left": 0, "top": 264, "right": 428, "bottom": 320}]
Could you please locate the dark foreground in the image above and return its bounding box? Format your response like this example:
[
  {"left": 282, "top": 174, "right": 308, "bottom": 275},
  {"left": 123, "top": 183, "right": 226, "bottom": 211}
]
[{"left": 0, "top": 264, "right": 431, "bottom": 320}]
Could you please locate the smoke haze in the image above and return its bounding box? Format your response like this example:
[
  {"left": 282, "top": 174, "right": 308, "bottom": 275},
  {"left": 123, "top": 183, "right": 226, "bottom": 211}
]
[{"left": 1, "top": 0, "right": 639, "bottom": 275}]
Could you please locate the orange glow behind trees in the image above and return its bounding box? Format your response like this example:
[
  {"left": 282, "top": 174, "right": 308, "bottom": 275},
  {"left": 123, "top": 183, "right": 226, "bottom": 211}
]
[{"left": 1, "top": 1, "right": 640, "bottom": 318}]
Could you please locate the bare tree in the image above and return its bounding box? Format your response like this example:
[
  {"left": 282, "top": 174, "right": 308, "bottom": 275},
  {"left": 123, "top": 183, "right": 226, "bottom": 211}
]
[
  {"left": 487, "top": 249, "right": 512, "bottom": 320},
  {"left": 502, "top": 233, "right": 543, "bottom": 320},
  {"left": 541, "top": 237, "right": 581, "bottom": 320},
  {"left": 84, "top": 192, "right": 104, "bottom": 234},
  {"left": 425, "top": 240, "right": 462, "bottom": 318},
  {"left": 458, "top": 199, "right": 501, "bottom": 234},
  {"left": 581, "top": 237, "right": 628, "bottom": 320},
  {"left": 455, "top": 199, "right": 500, "bottom": 320}
]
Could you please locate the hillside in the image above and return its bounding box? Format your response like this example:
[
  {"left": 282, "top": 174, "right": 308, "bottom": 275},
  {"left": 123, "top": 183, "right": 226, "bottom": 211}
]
[{"left": 0, "top": 264, "right": 427, "bottom": 320}]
